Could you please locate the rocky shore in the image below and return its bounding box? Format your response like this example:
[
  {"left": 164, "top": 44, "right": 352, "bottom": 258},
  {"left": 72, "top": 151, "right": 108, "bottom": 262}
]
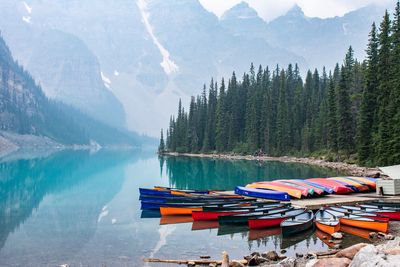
[{"left": 163, "top": 152, "right": 381, "bottom": 177}]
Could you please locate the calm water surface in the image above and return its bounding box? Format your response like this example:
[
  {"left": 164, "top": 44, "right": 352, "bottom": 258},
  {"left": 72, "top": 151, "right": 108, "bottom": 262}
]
[{"left": 0, "top": 150, "right": 367, "bottom": 266}]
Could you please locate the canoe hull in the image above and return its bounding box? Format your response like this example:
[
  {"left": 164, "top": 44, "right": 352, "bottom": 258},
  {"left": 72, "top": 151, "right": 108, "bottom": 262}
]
[
  {"left": 281, "top": 219, "right": 313, "bottom": 237},
  {"left": 248, "top": 217, "right": 285, "bottom": 229},
  {"left": 339, "top": 217, "right": 389, "bottom": 233},
  {"left": 315, "top": 221, "right": 340, "bottom": 235},
  {"left": 235, "top": 186, "right": 290, "bottom": 201},
  {"left": 160, "top": 207, "right": 202, "bottom": 216}
]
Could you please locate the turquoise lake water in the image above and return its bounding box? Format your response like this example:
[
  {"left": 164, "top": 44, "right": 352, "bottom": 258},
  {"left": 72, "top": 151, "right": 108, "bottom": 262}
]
[{"left": 0, "top": 150, "right": 367, "bottom": 266}]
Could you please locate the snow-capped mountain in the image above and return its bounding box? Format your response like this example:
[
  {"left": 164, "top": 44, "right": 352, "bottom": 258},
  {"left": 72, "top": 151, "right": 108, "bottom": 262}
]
[{"left": 0, "top": 0, "right": 392, "bottom": 136}]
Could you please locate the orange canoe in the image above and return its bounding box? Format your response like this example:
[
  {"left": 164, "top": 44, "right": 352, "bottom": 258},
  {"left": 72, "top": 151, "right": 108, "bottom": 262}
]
[
  {"left": 339, "top": 217, "right": 388, "bottom": 233},
  {"left": 160, "top": 206, "right": 202, "bottom": 216},
  {"left": 316, "top": 221, "right": 340, "bottom": 235},
  {"left": 347, "top": 177, "right": 376, "bottom": 190},
  {"left": 246, "top": 183, "right": 302, "bottom": 199}
]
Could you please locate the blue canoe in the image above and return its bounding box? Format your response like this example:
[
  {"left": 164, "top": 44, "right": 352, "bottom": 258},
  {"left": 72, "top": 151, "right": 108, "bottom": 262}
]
[
  {"left": 299, "top": 180, "right": 334, "bottom": 194},
  {"left": 139, "top": 188, "right": 177, "bottom": 197},
  {"left": 234, "top": 186, "right": 290, "bottom": 201}
]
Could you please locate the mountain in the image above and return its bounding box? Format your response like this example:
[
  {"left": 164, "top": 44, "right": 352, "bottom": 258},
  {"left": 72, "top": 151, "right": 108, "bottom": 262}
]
[
  {"left": 27, "top": 30, "right": 126, "bottom": 128},
  {"left": 0, "top": 1, "right": 127, "bottom": 129},
  {"left": 0, "top": 0, "right": 392, "bottom": 136},
  {"left": 220, "top": 2, "right": 268, "bottom": 40},
  {"left": 0, "top": 33, "right": 153, "bottom": 148},
  {"left": 266, "top": 4, "right": 387, "bottom": 70}
]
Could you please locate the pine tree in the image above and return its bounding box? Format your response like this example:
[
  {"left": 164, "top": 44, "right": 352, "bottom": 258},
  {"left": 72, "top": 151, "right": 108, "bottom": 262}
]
[
  {"left": 357, "top": 23, "right": 379, "bottom": 165},
  {"left": 158, "top": 128, "right": 165, "bottom": 153},
  {"left": 215, "top": 78, "right": 228, "bottom": 151},
  {"left": 376, "top": 11, "right": 392, "bottom": 165},
  {"left": 327, "top": 77, "right": 338, "bottom": 151},
  {"left": 336, "top": 66, "right": 354, "bottom": 153}
]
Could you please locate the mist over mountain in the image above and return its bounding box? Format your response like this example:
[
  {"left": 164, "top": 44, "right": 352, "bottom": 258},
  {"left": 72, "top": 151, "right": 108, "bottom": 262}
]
[{"left": 0, "top": 0, "right": 392, "bottom": 137}]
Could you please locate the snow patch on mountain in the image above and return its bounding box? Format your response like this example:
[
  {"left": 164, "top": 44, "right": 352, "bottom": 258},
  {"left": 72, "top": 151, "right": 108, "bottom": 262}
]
[
  {"left": 101, "top": 71, "right": 111, "bottom": 88},
  {"left": 114, "top": 70, "right": 119, "bottom": 76},
  {"left": 22, "top": 16, "right": 31, "bottom": 24},
  {"left": 23, "top": 1, "right": 32, "bottom": 14},
  {"left": 137, "top": 0, "right": 179, "bottom": 75}
]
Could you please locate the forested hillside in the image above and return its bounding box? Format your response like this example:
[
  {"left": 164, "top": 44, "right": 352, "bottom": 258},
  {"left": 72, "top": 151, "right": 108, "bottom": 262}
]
[
  {"left": 162, "top": 2, "right": 400, "bottom": 167},
  {"left": 0, "top": 32, "right": 150, "bottom": 147}
]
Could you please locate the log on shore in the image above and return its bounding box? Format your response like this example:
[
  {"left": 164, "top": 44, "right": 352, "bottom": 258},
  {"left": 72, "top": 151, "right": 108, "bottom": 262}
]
[{"left": 143, "top": 258, "right": 247, "bottom": 265}]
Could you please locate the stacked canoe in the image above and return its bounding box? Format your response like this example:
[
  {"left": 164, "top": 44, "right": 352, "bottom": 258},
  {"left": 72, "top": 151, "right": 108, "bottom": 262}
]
[{"left": 244, "top": 176, "right": 376, "bottom": 199}]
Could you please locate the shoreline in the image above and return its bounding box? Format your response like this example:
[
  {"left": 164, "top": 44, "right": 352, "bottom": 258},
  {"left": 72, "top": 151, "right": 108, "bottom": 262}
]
[{"left": 162, "top": 152, "right": 381, "bottom": 177}]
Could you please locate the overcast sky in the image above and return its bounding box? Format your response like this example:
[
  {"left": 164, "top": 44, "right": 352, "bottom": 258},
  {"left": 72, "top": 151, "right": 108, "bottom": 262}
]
[{"left": 198, "top": 0, "right": 393, "bottom": 21}]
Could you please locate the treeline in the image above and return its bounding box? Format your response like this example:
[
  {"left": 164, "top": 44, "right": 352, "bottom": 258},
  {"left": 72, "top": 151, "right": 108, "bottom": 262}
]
[{"left": 160, "top": 3, "right": 400, "bottom": 167}]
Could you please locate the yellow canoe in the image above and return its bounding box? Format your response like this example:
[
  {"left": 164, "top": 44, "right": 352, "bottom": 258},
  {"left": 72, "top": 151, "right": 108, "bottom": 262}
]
[
  {"left": 347, "top": 177, "right": 376, "bottom": 189},
  {"left": 246, "top": 183, "right": 302, "bottom": 199},
  {"left": 160, "top": 206, "right": 202, "bottom": 216}
]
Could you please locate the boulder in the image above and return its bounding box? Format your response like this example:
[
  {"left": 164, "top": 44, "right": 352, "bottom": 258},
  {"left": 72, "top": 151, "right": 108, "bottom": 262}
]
[
  {"left": 230, "top": 260, "right": 245, "bottom": 267},
  {"left": 331, "top": 232, "right": 344, "bottom": 239},
  {"left": 263, "top": 251, "right": 279, "bottom": 261},
  {"left": 384, "top": 248, "right": 400, "bottom": 255},
  {"left": 336, "top": 243, "right": 368, "bottom": 260},
  {"left": 308, "top": 257, "right": 351, "bottom": 267},
  {"left": 278, "top": 257, "right": 296, "bottom": 267}
]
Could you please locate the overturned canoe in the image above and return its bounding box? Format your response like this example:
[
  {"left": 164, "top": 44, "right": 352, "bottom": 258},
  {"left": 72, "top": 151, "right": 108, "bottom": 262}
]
[
  {"left": 246, "top": 183, "right": 301, "bottom": 199},
  {"left": 328, "top": 177, "right": 370, "bottom": 192},
  {"left": 235, "top": 186, "right": 290, "bottom": 201},
  {"left": 347, "top": 177, "right": 376, "bottom": 190},
  {"left": 315, "top": 209, "right": 340, "bottom": 235},
  {"left": 306, "top": 178, "right": 354, "bottom": 194},
  {"left": 277, "top": 180, "right": 324, "bottom": 195},
  {"left": 255, "top": 181, "right": 308, "bottom": 197},
  {"left": 299, "top": 180, "right": 334, "bottom": 194}
]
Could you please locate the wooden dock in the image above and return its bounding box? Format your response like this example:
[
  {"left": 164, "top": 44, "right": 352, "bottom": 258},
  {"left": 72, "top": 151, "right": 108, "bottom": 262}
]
[{"left": 290, "top": 192, "right": 400, "bottom": 210}]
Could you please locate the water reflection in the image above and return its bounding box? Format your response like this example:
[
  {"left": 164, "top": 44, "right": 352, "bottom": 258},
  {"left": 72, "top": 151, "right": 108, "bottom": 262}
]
[
  {"left": 0, "top": 149, "right": 148, "bottom": 252},
  {"left": 162, "top": 156, "right": 343, "bottom": 190}
]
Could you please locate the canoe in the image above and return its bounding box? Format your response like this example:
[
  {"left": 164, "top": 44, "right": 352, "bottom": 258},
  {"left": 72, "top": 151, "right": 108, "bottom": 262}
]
[
  {"left": 248, "top": 227, "right": 281, "bottom": 241},
  {"left": 235, "top": 186, "right": 290, "bottom": 201},
  {"left": 339, "top": 217, "right": 388, "bottom": 233},
  {"left": 278, "top": 180, "right": 324, "bottom": 195},
  {"left": 139, "top": 188, "right": 177, "bottom": 197},
  {"left": 255, "top": 181, "right": 308, "bottom": 197},
  {"left": 347, "top": 177, "right": 376, "bottom": 189},
  {"left": 281, "top": 210, "right": 314, "bottom": 237},
  {"left": 339, "top": 225, "right": 371, "bottom": 240},
  {"left": 340, "top": 205, "right": 400, "bottom": 220},
  {"left": 193, "top": 204, "right": 287, "bottom": 221},
  {"left": 141, "top": 200, "right": 246, "bottom": 210},
  {"left": 328, "top": 177, "right": 370, "bottom": 192},
  {"left": 160, "top": 206, "right": 203, "bottom": 216},
  {"left": 202, "top": 202, "right": 285, "bottom": 212},
  {"left": 218, "top": 207, "right": 294, "bottom": 225},
  {"left": 191, "top": 220, "right": 219, "bottom": 231},
  {"left": 159, "top": 215, "right": 193, "bottom": 225},
  {"left": 328, "top": 179, "right": 359, "bottom": 192},
  {"left": 326, "top": 207, "right": 389, "bottom": 233},
  {"left": 246, "top": 183, "right": 302, "bottom": 199},
  {"left": 140, "top": 195, "right": 252, "bottom": 203},
  {"left": 315, "top": 209, "right": 340, "bottom": 234},
  {"left": 299, "top": 180, "right": 334, "bottom": 194},
  {"left": 363, "top": 202, "right": 400, "bottom": 208},
  {"left": 248, "top": 208, "right": 306, "bottom": 229},
  {"left": 327, "top": 206, "right": 390, "bottom": 222},
  {"left": 306, "top": 178, "right": 354, "bottom": 194},
  {"left": 274, "top": 181, "right": 315, "bottom": 196}
]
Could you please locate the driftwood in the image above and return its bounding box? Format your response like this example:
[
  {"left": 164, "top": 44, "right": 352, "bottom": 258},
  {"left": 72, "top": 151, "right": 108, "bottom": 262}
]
[{"left": 143, "top": 258, "right": 248, "bottom": 265}]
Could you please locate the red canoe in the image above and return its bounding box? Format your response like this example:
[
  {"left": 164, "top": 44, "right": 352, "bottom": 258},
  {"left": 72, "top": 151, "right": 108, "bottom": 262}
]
[
  {"left": 256, "top": 181, "right": 309, "bottom": 197},
  {"left": 248, "top": 209, "right": 305, "bottom": 229},
  {"left": 307, "top": 178, "right": 354, "bottom": 194},
  {"left": 192, "top": 210, "right": 246, "bottom": 221}
]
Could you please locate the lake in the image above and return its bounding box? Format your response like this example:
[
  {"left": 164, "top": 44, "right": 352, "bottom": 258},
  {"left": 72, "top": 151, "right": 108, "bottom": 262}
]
[{"left": 0, "top": 150, "right": 368, "bottom": 266}]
